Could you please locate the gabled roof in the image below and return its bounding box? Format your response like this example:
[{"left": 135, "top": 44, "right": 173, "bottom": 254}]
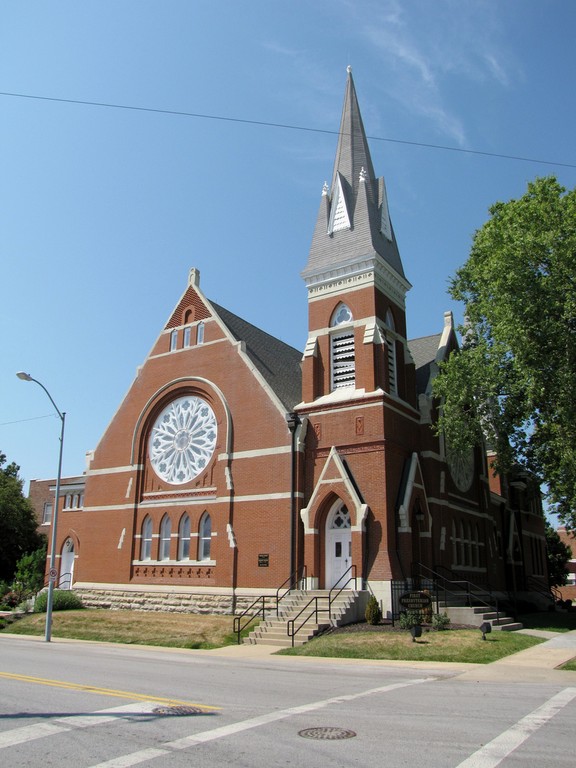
[
  {"left": 211, "top": 302, "right": 302, "bottom": 412},
  {"left": 408, "top": 313, "right": 459, "bottom": 396},
  {"left": 408, "top": 333, "right": 443, "bottom": 395},
  {"left": 302, "top": 68, "right": 408, "bottom": 286}
]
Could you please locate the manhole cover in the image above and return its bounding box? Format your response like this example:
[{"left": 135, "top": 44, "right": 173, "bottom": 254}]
[
  {"left": 152, "top": 705, "right": 206, "bottom": 716},
  {"left": 298, "top": 727, "right": 356, "bottom": 740}
]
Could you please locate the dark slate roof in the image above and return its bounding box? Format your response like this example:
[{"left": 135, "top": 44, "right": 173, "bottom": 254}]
[
  {"left": 210, "top": 302, "right": 302, "bottom": 412},
  {"left": 408, "top": 333, "right": 442, "bottom": 396}
]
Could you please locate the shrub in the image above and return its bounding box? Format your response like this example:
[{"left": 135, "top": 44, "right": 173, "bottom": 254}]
[
  {"left": 365, "top": 595, "right": 382, "bottom": 625},
  {"left": 34, "top": 589, "right": 84, "bottom": 613},
  {"left": 13, "top": 546, "right": 47, "bottom": 594},
  {"left": 431, "top": 612, "right": 451, "bottom": 631},
  {"left": 398, "top": 610, "right": 422, "bottom": 629},
  {"left": 0, "top": 591, "right": 24, "bottom": 609}
]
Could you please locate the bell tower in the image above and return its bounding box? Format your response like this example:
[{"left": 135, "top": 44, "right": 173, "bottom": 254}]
[{"left": 300, "top": 67, "right": 413, "bottom": 406}]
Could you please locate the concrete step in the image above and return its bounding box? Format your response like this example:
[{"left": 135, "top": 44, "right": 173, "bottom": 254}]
[{"left": 244, "top": 590, "right": 364, "bottom": 646}]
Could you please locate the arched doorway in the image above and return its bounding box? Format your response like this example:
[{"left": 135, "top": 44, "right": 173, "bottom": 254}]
[
  {"left": 59, "top": 538, "right": 75, "bottom": 589},
  {"left": 325, "top": 501, "right": 352, "bottom": 588}
]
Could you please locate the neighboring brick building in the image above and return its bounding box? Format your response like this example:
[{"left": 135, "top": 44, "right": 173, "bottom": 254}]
[
  {"left": 557, "top": 527, "right": 576, "bottom": 603},
  {"left": 29, "top": 70, "right": 547, "bottom": 615}
]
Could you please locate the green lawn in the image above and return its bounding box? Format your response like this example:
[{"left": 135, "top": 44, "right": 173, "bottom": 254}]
[
  {"left": 2, "top": 608, "right": 574, "bottom": 666},
  {"left": 278, "top": 627, "right": 543, "bottom": 664}
]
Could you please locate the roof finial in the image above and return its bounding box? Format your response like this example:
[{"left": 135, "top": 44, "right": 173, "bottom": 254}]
[
  {"left": 322, "top": 181, "right": 329, "bottom": 196},
  {"left": 346, "top": 64, "right": 352, "bottom": 74}
]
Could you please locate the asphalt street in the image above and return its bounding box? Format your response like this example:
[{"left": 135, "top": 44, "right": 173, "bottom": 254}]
[{"left": 0, "top": 633, "right": 575, "bottom": 767}]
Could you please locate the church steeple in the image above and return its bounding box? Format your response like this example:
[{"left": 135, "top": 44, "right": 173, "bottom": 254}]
[{"left": 302, "top": 68, "right": 410, "bottom": 303}]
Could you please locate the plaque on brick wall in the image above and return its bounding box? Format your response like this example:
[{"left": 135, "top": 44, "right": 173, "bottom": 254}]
[{"left": 258, "top": 554, "right": 269, "bottom": 567}]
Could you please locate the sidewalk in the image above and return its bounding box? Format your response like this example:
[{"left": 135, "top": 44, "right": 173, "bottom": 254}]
[
  {"left": 205, "top": 629, "right": 576, "bottom": 684},
  {"left": 452, "top": 629, "right": 576, "bottom": 683}
]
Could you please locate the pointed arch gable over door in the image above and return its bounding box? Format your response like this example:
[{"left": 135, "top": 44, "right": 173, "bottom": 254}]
[{"left": 300, "top": 447, "right": 368, "bottom": 589}]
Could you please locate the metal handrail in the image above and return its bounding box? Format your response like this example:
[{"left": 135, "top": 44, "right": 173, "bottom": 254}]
[
  {"left": 286, "top": 595, "right": 330, "bottom": 647},
  {"left": 527, "top": 575, "right": 561, "bottom": 606},
  {"left": 415, "top": 562, "right": 499, "bottom": 622},
  {"left": 275, "top": 566, "right": 307, "bottom": 616},
  {"left": 286, "top": 566, "right": 358, "bottom": 647},
  {"left": 233, "top": 567, "right": 307, "bottom": 645},
  {"left": 233, "top": 595, "right": 271, "bottom": 644},
  {"left": 328, "top": 564, "right": 357, "bottom": 614},
  {"left": 42, "top": 572, "right": 73, "bottom": 590}
]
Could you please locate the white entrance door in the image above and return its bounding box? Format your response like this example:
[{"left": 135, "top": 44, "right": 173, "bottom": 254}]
[
  {"left": 325, "top": 503, "right": 352, "bottom": 588},
  {"left": 59, "top": 538, "right": 75, "bottom": 589}
]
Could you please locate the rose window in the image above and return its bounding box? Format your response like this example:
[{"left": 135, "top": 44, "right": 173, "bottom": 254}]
[{"left": 149, "top": 396, "right": 217, "bottom": 485}]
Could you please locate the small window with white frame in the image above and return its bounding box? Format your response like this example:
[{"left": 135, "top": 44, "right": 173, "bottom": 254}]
[
  {"left": 170, "top": 330, "right": 178, "bottom": 351},
  {"left": 42, "top": 502, "right": 53, "bottom": 525}
]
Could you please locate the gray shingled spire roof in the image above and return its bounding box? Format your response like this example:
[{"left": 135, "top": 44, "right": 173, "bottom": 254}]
[{"left": 302, "top": 68, "right": 407, "bottom": 285}]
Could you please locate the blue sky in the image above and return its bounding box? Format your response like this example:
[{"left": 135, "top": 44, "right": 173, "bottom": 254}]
[{"left": 2, "top": 1, "right": 576, "bottom": 490}]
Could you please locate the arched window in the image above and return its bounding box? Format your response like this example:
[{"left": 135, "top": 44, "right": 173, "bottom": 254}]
[
  {"left": 198, "top": 513, "right": 212, "bottom": 561},
  {"left": 178, "top": 514, "right": 191, "bottom": 560},
  {"left": 330, "top": 304, "right": 355, "bottom": 390},
  {"left": 141, "top": 516, "right": 153, "bottom": 561},
  {"left": 183, "top": 327, "right": 192, "bottom": 348},
  {"left": 159, "top": 515, "right": 171, "bottom": 561}
]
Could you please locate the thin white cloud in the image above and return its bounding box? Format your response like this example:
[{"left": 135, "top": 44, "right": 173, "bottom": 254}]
[{"left": 335, "top": 0, "right": 518, "bottom": 147}]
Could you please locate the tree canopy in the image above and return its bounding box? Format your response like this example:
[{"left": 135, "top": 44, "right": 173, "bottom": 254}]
[
  {"left": 0, "top": 452, "right": 45, "bottom": 583},
  {"left": 433, "top": 177, "right": 576, "bottom": 527}
]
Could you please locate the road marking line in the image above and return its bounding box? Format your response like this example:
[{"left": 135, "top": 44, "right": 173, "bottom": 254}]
[
  {"left": 0, "top": 671, "right": 219, "bottom": 709},
  {"left": 0, "top": 722, "right": 68, "bottom": 749},
  {"left": 88, "top": 677, "right": 433, "bottom": 767},
  {"left": 455, "top": 687, "right": 576, "bottom": 768},
  {"left": 0, "top": 702, "right": 154, "bottom": 749}
]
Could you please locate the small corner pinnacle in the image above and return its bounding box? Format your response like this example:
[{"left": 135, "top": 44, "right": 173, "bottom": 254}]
[{"left": 189, "top": 267, "right": 200, "bottom": 287}]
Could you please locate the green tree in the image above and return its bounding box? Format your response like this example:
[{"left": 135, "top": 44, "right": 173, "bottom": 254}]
[
  {"left": 545, "top": 522, "right": 571, "bottom": 589},
  {"left": 433, "top": 177, "right": 576, "bottom": 526},
  {"left": 13, "top": 544, "right": 47, "bottom": 593},
  {"left": 0, "top": 452, "right": 44, "bottom": 583}
]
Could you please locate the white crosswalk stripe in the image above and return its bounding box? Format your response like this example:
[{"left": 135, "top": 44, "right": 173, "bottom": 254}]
[{"left": 0, "top": 702, "right": 156, "bottom": 749}]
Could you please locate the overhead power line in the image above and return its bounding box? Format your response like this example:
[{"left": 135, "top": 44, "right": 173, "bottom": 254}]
[
  {"left": 0, "top": 414, "right": 57, "bottom": 427},
  {"left": 0, "top": 89, "right": 574, "bottom": 169}
]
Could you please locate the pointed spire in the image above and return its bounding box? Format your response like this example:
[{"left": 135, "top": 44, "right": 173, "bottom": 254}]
[
  {"left": 330, "top": 67, "right": 376, "bottom": 207},
  {"left": 302, "top": 69, "right": 410, "bottom": 296}
]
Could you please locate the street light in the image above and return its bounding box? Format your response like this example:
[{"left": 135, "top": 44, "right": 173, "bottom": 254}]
[
  {"left": 286, "top": 412, "right": 301, "bottom": 588},
  {"left": 16, "top": 371, "right": 66, "bottom": 643}
]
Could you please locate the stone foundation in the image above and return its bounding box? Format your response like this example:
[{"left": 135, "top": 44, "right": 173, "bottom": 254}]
[{"left": 73, "top": 585, "right": 270, "bottom": 615}]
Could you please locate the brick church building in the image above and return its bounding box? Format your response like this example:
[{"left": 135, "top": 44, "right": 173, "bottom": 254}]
[{"left": 30, "top": 70, "right": 548, "bottom": 617}]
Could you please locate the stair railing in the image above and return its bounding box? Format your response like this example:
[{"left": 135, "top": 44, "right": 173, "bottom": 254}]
[
  {"left": 233, "top": 567, "right": 308, "bottom": 644},
  {"left": 286, "top": 595, "right": 330, "bottom": 647},
  {"left": 233, "top": 595, "right": 273, "bottom": 645},
  {"left": 328, "top": 564, "right": 357, "bottom": 615},
  {"left": 286, "top": 565, "right": 359, "bottom": 647},
  {"left": 275, "top": 566, "right": 307, "bottom": 616},
  {"left": 414, "top": 562, "right": 499, "bottom": 624},
  {"left": 527, "top": 575, "right": 561, "bottom": 607}
]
